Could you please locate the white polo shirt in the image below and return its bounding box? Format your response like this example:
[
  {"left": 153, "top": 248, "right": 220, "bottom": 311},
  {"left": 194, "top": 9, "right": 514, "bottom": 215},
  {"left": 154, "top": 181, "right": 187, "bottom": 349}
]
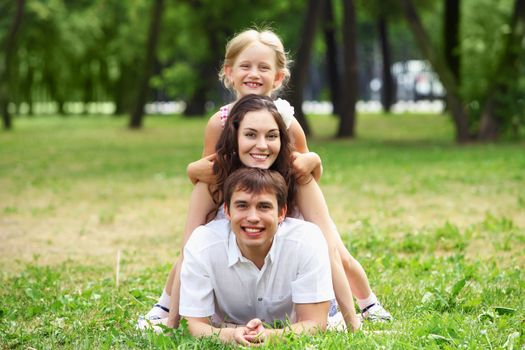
[{"left": 179, "top": 218, "right": 334, "bottom": 326}]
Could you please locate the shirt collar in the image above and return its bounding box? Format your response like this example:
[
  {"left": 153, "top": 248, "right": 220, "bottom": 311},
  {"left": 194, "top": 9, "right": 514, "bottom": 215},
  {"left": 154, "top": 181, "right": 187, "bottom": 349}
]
[
  {"left": 227, "top": 228, "right": 242, "bottom": 267},
  {"left": 227, "top": 224, "right": 278, "bottom": 267}
]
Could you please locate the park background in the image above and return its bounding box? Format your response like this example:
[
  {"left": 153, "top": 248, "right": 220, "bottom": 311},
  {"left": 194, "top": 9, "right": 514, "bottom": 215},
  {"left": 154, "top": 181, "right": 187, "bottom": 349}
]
[{"left": 1, "top": 0, "right": 524, "bottom": 348}]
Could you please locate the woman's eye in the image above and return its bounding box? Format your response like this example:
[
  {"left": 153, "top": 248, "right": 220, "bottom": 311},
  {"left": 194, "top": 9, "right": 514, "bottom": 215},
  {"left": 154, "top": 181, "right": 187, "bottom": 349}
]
[
  {"left": 267, "top": 133, "right": 279, "bottom": 140},
  {"left": 244, "top": 132, "right": 256, "bottom": 138}
]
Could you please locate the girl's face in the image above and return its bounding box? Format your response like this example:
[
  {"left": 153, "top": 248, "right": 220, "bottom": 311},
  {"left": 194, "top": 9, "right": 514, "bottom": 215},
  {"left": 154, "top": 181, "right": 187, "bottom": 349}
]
[
  {"left": 237, "top": 109, "right": 281, "bottom": 169},
  {"left": 225, "top": 42, "right": 284, "bottom": 98}
]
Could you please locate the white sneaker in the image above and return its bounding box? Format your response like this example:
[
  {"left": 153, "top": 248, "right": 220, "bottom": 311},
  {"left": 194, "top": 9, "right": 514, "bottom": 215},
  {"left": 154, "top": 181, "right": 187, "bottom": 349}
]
[
  {"left": 145, "top": 304, "right": 169, "bottom": 320},
  {"left": 327, "top": 300, "right": 346, "bottom": 330},
  {"left": 361, "top": 303, "right": 392, "bottom": 322},
  {"left": 136, "top": 316, "right": 167, "bottom": 333},
  {"left": 137, "top": 304, "right": 170, "bottom": 331}
]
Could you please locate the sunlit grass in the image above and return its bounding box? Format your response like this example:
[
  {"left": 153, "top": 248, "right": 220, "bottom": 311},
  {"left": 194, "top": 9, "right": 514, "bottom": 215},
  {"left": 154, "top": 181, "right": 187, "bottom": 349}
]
[{"left": 1, "top": 112, "right": 524, "bottom": 348}]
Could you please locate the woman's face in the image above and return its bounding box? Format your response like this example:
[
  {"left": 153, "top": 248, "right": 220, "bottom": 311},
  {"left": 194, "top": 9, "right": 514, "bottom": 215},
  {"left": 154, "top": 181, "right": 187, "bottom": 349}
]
[{"left": 237, "top": 109, "right": 281, "bottom": 169}]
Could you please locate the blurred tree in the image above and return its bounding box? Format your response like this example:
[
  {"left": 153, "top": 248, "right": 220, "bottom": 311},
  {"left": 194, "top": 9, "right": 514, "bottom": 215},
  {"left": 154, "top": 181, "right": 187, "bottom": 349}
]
[
  {"left": 286, "top": 0, "right": 325, "bottom": 136},
  {"left": 322, "top": 0, "right": 342, "bottom": 116},
  {"left": 378, "top": 15, "right": 394, "bottom": 112},
  {"left": 444, "top": 0, "right": 460, "bottom": 83},
  {"left": 0, "top": 0, "right": 25, "bottom": 130},
  {"left": 401, "top": 0, "right": 525, "bottom": 141},
  {"left": 129, "top": 0, "right": 164, "bottom": 128},
  {"left": 478, "top": 0, "right": 525, "bottom": 139},
  {"left": 338, "top": 0, "right": 358, "bottom": 137},
  {"left": 400, "top": 0, "right": 469, "bottom": 141},
  {"left": 360, "top": 0, "right": 414, "bottom": 111}
]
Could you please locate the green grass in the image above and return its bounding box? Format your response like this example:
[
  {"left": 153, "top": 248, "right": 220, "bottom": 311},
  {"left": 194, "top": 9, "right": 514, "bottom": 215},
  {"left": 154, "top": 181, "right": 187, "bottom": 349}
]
[{"left": 1, "top": 113, "right": 524, "bottom": 348}]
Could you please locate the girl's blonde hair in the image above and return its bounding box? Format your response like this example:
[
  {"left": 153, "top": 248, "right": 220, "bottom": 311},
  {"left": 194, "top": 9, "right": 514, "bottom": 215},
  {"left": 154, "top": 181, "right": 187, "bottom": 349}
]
[{"left": 219, "top": 29, "right": 291, "bottom": 96}]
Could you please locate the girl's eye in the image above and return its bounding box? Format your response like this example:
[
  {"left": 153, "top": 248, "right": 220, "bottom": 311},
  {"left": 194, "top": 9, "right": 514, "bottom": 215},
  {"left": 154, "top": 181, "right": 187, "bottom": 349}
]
[{"left": 241, "top": 64, "right": 250, "bottom": 69}]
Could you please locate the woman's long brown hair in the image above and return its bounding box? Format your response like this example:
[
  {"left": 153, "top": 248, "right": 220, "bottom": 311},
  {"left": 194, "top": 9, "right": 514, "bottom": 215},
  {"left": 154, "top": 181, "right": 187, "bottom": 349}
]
[{"left": 209, "top": 94, "right": 296, "bottom": 219}]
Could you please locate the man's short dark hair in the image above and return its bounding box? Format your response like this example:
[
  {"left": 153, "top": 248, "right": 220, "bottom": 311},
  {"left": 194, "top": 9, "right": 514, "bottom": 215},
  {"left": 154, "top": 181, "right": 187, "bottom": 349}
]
[{"left": 223, "top": 168, "right": 288, "bottom": 212}]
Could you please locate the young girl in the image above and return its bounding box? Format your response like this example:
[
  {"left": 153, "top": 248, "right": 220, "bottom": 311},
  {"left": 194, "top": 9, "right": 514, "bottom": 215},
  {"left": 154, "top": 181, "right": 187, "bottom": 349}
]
[{"left": 144, "top": 29, "right": 390, "bottom": 330}]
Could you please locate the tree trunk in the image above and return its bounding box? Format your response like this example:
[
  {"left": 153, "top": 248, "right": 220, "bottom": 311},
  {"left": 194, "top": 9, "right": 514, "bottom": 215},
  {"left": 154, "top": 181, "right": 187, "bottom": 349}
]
[
  {"left": 183, "top": 32, "right": 224, "bottom": 117},
  {"left": 444, "top": 0, "right": 461, "bottom": 82},
  {"left": 286, "top": 0, "right": 325, "bottom": 136},
  {"left": 478, "top": 0, "right": 525, "bottom": 140},
  {"left": 1, "top": 0, "right": 25, "bottom": 130},
  {"left": 400, "top": 0, "right": 471, "bottom": 142},
  {"left": 129, "top": 0, "right": 164, "bottom": 129},
  {"left": 378, "top": 15, "right": 394, "bottom": 112},
  {"left": 338, "top": 0, "right": 358, "bottom": 137},
  {"left": 183, "top": 80, "right": 207, "bottom": 116},
  {"left": 322, "top": 0, "right": 342, "bottom": 116}
]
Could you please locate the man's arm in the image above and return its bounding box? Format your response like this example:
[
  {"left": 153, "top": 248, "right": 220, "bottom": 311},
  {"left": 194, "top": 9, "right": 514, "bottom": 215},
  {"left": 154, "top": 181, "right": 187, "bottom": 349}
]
[
  {"left": 185, "top": 317, "right": 253, "bottom": 346},
  {"left": 187, "top": 301, "right": 329, "bottom": 346},
  {"left": 242, "top": 301, "right": 330, "bottom": 344}
]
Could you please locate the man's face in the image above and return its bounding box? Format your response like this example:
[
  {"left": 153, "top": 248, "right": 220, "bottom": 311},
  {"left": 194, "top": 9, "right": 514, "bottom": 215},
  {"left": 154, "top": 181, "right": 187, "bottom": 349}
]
[{"left": 225, "top": 188, "right": 286, "bottom": 256}]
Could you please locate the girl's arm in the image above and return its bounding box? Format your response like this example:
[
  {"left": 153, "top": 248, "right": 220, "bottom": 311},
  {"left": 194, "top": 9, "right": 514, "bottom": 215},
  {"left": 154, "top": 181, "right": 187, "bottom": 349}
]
[
  {"left": 187, "top": 111, "right": 223, "bottom": 184},
  {"left": 289, "top": 119, "right": 323, "bottom": 182},
  {"left": 295, "top": 180, "right": 361, "bottom": 331},
  {"left": 167, "top": 182, "right": 216, "bottom": 328}
]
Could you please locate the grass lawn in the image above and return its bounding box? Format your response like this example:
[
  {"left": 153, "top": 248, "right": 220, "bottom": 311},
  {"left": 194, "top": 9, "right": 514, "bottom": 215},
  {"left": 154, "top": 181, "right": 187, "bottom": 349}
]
[{"left": 1, "top": 112, "right": 524, "bottom": 348}]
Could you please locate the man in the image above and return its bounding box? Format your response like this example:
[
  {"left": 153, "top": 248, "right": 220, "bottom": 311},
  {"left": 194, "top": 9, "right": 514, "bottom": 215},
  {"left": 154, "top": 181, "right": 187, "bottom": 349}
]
[{"left": 179, "top": 168, "right": 335, "bottom": 346}]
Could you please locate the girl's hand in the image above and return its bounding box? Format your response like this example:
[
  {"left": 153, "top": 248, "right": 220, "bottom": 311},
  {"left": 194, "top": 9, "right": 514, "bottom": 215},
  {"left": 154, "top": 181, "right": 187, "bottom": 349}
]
[
  {"left": 292, "top": 151, "right": 322, "bottom": 184},
  {"left": 187, "top": 154, "right": 216, "bottom": 185}
]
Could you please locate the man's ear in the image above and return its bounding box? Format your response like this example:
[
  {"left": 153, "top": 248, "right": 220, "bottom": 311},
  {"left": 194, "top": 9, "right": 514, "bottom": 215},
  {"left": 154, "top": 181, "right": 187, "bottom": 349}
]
[
  {"left": 278, "top": 204, "right": 287, "bottom": 223},
  {"left": 224, "top": 203, "right": 231, "bottom": 220}
]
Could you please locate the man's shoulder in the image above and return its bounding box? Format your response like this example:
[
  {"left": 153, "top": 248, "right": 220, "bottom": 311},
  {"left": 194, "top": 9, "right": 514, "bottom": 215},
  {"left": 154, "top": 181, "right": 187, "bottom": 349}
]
[
  {"left": 277, "top": 218, "right": 325, "bottom": 245},
  {"left": 186, "top": 219, "right": 230, "bottom": 251},
  {"left": 280, "top": 217, "right": 322, "bottom": 233}
]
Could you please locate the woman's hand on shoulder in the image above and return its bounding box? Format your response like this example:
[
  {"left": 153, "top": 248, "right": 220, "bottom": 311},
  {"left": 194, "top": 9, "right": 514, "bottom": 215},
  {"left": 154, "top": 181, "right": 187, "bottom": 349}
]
[
  {"left": 187, "top": 154, "right": 217, "bottom": 185},
  {"left": 292, "top": 151, "right": 322, "bottom": 184}
]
